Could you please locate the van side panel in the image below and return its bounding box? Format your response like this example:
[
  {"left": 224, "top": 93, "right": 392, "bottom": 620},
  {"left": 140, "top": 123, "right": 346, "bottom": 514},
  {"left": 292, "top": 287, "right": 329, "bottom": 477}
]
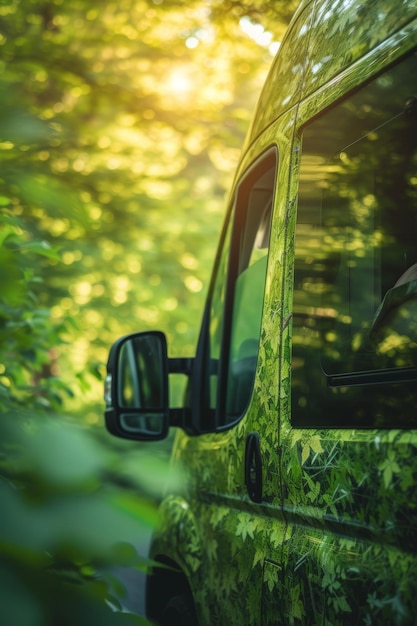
[
  {"left": 269, "top": 431, "right": 417, "bottom": 624},
  {"left": 270, "top": 18, "right": 417, "bottom": 626},
  {"left": 193, "top": 127, "right": 291, "bottom": 626}
]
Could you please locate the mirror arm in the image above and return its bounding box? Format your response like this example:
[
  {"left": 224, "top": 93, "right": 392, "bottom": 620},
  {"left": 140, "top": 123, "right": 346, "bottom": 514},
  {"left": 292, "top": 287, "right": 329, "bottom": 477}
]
[
  {"left": 168, "top": 357, "right": 193, "bottom": 375},
  {"left": 167, "top": 358, "right": 193, "bottom": 430},
  {"left": 169, "top": 407, "right": 192, "bottom": 428}
]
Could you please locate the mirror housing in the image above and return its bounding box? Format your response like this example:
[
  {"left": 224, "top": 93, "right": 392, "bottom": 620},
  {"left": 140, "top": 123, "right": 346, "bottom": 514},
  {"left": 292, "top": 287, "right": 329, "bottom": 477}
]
[{"left": 104, "top": 331, "right": 169, "bottom": 441}]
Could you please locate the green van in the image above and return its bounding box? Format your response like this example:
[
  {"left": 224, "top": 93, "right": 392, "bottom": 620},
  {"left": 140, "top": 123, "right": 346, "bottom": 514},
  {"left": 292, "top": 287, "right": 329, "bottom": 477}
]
[{"left": 104, "top": 0, "right": 417, "bottom": 623}]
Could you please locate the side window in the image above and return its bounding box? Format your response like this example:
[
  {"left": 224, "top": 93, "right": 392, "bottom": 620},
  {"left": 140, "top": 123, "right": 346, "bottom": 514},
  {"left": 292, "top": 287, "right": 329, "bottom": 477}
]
[
  {"left": 292, "top": 50, "right": 417, "bottom": 429},
  {"left": 206, "top": 149, "right": 277, "bottom": 429}
]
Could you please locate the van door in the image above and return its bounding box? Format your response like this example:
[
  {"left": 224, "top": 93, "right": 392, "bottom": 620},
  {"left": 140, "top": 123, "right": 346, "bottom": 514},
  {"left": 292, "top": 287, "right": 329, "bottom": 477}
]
[
  {"left": 177, "top": 142, "right": 290, "bottom": 625},
  {"left": 275, "top": 48, "right": 417, "bottom": 624}
]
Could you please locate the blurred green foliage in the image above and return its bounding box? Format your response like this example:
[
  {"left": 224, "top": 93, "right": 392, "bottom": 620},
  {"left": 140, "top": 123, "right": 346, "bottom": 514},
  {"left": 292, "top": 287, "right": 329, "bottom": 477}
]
[{"left": 0, "top": 0, "right": 296, "bottom": 621}]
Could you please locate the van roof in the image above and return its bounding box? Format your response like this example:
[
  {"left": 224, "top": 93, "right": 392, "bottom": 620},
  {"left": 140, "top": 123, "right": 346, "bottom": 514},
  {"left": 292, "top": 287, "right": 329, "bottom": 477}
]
[{"left": 245, "top": 0, "right": 417, "bottom": 147}]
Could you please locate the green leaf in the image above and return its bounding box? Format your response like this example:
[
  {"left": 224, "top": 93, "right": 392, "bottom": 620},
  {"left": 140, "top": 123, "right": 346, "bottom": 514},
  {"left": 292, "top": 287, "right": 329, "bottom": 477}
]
[{"left": 18, "top": 240, "right": 62, "bottom": 262}]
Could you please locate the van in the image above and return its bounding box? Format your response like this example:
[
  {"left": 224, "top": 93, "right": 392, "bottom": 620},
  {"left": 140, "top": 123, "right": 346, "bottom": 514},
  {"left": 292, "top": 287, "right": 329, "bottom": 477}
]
[{"left": 104, "top": 0, "right": 417, "bottom": 623}]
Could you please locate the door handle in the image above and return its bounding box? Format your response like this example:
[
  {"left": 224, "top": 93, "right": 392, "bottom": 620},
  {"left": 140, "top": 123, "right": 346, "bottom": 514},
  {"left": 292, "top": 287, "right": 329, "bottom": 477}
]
[{"left": 245, "top": 432, "right": 262, "bottom": 503}]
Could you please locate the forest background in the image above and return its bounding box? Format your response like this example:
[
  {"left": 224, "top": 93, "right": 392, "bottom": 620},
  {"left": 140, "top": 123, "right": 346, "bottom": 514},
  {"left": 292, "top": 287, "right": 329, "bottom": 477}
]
[{"left": 0, "top": 0, "right": 297, "bottom": 623}]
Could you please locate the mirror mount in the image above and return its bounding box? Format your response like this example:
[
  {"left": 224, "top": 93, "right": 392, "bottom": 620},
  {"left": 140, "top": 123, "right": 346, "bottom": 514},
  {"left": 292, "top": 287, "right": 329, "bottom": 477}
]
[
  {"left": 169, "top": 407, "right": 191, "bottom": 428},
  {"left": 104, "top": 331, "right": 196, "bottom": 441},
  {"left": 168, "top": 357, "right": 193, "bottom": 376}
]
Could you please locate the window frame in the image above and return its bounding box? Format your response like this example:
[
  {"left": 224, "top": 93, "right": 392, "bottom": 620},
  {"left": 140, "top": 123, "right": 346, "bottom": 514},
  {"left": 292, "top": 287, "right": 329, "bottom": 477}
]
[{"left": 194, "top": 147, "right": 278, "bottom": 433}]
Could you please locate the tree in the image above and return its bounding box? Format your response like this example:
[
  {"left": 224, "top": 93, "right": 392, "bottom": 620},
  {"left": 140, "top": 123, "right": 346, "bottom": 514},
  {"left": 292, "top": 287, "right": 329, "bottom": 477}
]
[{"left": 1, "top": 0, "right": 297, "bottom": 404}]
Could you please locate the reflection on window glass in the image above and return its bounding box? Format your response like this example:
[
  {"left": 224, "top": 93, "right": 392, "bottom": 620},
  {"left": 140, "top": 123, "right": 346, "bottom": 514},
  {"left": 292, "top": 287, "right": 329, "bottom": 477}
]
[
  {"left": 206, "top": 151, "right": 277, "bottom": 428},
  {"left": 293, "top": 50, "right": 417, "bottom": 429},
  {"left": 225, "top": 156, "right": 276, "bottom": 423},
  {"left": 209, "top": 218, "right": 232, "bottom": 411},
  {"left": 118, "top": 335, "right": 164, "bottom": 410},
  {"left": 118, "top": 341, "right": 140, "bottom": 408}
]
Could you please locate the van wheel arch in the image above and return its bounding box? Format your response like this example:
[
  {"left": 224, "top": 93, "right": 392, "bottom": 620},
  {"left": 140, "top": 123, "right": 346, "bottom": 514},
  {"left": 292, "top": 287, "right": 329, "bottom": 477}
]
[{"left": 146, "top": 555, "right": 198, "bottom": 625}]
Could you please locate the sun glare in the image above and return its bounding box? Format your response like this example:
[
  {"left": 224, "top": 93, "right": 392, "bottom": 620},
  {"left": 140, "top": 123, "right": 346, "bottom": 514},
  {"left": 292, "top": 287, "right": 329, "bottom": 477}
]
[
  {"left": 165, "top": 68, "right": 193, "bottom": 95},
  {"left": 239, "top": 16, "right": 280, "bottom": 56}
]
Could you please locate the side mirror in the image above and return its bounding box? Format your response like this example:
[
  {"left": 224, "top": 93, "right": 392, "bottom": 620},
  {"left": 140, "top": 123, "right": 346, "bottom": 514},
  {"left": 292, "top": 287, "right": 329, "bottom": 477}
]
[{"left": 104, "top": 331, "right": 169, "bottom": 441}]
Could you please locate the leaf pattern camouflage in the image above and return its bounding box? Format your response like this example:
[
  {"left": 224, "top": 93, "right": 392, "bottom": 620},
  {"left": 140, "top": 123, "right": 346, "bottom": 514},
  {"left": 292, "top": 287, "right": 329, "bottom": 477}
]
[{"left": 147, "top": 2, "right": 417, "bottom": 624}]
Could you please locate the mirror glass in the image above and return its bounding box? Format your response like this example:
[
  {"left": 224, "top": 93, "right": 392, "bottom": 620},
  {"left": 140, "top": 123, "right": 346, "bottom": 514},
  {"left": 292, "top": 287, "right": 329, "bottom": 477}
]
[{"left": 117, "top": 333, "right": 167, "bottom": 436}]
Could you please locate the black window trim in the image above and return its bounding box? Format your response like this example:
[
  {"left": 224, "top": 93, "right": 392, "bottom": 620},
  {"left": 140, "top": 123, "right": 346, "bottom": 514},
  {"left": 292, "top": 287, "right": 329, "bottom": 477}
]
[{"left": 193, "top": 146, "right": 279, "bottom": 433}]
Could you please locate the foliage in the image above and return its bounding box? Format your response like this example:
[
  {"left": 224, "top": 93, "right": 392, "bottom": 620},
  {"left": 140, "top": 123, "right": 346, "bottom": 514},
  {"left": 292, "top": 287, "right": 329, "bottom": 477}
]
[
  {"left": 0, "top": 208, "right": 78, "bottom": 411},
  {"left": 0, "top": 213, "right": 153, "bottom": 623},
  {"left": 0, "top": 414, "right": 154, "bottom": 625}
]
